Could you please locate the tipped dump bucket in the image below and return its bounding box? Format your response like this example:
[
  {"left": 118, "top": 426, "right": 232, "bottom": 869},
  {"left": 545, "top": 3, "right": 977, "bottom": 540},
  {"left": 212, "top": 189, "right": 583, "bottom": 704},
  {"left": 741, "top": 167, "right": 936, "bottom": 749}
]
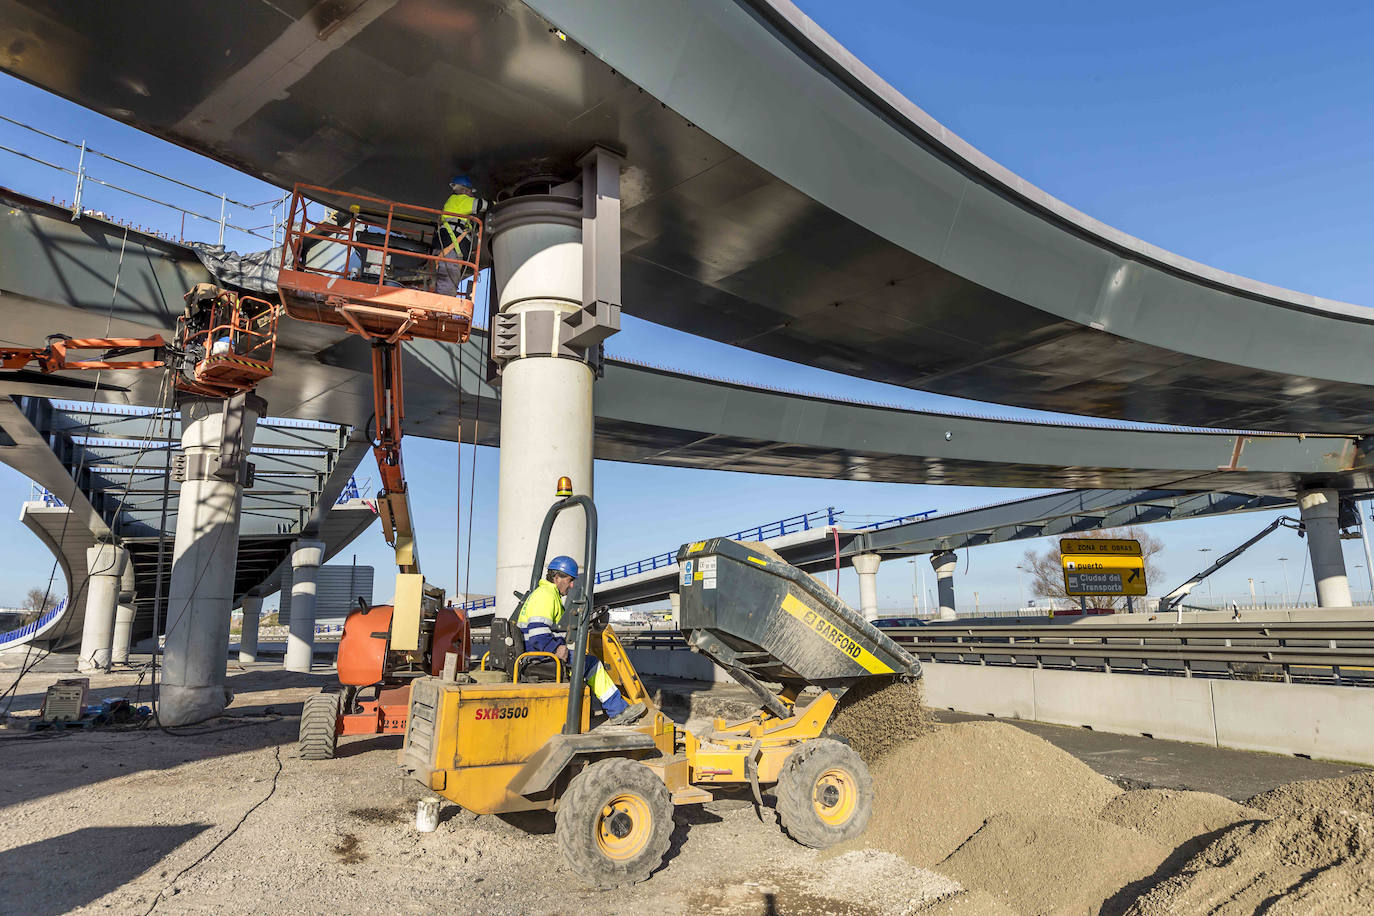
[{"left": 675, "top": 539, "right": 921, "bottom": 696}]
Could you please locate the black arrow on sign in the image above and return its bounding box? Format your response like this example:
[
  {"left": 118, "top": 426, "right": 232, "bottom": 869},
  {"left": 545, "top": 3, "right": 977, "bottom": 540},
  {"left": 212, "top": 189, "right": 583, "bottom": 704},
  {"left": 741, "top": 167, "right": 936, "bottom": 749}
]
[{"left": 1127, "top": 568, "right": 1140, "bottom": 582}]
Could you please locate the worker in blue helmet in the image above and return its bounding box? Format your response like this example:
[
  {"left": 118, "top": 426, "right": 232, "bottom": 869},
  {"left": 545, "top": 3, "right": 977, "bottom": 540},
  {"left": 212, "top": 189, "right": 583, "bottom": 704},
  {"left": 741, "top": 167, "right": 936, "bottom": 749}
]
[
  {"left": 515, "top": 554, "right": 645, "bottom": 725},
  {"left": 436, "top": 174, "right": 487, "bottom": 296}
]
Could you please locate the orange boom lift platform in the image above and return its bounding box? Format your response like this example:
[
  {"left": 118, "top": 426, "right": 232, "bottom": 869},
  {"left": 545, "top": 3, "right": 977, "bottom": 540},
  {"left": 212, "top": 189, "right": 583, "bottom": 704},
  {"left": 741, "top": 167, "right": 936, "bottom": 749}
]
[{"left": 275, "top": 184, "right": 484, "bottom": 757}]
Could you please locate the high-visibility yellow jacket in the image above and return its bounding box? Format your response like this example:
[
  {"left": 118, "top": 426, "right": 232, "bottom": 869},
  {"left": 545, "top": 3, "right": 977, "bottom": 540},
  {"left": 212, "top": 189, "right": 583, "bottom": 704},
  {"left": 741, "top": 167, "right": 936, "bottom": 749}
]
[
  {"left": 515, "top": 579, "right": 564, "bottom": 653},
  {"left": 439, "top": 193, "right": 478, "bottom": 251}
]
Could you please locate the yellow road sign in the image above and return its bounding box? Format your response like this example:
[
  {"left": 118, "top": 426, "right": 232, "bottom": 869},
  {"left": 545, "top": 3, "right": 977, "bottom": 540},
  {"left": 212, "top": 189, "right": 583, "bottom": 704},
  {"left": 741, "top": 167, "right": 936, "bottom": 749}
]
[
  {"left": 1059, "top": 538, "right": 1142, "bottom": 557},
  {"left": 1061, "top": 553, "right": 1148, "bottom": 596}
]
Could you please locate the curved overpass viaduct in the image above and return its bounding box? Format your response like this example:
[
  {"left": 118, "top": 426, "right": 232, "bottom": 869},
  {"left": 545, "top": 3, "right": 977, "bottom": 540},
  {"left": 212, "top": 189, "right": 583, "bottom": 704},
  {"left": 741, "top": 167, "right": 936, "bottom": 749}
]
[
  {"left": 2, "top": 191, "right": 1369, "bottom": 502},
  {"left": 2, "top": 0, "right": 1373, "bottom": 431}
]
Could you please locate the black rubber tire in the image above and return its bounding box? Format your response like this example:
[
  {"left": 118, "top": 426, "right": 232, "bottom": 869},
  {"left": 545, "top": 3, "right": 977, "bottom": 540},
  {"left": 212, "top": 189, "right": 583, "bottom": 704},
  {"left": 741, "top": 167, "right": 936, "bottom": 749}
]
[
  {"left": 555, "top": 758, "right": 674, "bottom": 889},
  {"left": 775, "top": 738, "right": 874, "bottom": 848},
  {"left": 298, "top": 691, "right": 340, "bottom": 760}
]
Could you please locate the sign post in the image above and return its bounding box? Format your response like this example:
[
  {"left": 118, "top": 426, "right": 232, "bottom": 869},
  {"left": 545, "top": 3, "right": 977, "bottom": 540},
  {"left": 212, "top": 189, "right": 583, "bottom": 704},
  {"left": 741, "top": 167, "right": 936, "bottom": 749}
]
[{"left": 1060, "top": 538, "right": 1147, "bottom": 602}]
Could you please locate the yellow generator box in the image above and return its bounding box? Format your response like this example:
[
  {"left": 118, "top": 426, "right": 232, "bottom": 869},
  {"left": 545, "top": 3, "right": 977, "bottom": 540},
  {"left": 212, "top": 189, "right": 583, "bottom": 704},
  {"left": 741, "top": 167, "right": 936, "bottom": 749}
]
[{"left": 41, "top": 678, "right": 89, "bottom": 722}]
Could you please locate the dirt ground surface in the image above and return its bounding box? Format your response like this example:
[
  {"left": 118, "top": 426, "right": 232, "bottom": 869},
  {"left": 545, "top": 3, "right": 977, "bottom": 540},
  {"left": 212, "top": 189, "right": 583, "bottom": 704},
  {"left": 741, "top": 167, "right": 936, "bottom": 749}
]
[{"left": 2, "top": 663, "right": 1371, "bottom": 915}]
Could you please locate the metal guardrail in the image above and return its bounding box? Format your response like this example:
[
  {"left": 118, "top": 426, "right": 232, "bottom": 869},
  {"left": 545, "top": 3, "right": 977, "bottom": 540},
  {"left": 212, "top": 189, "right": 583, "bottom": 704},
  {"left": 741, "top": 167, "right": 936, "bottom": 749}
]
[
  {"left": 616, "top": 621, "right": 1374, "bottom": 685},
  {"left": 0, "top": 114, "right": 287, "bottom": 248},
  {"left": 894, "top": 622, "right": 1374, "bottom": 684}
]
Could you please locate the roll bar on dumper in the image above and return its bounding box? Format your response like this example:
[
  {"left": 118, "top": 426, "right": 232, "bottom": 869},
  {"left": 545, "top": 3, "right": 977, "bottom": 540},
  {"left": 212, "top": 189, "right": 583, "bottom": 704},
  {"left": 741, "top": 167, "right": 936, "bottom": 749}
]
[{"left": 398, "top": 488, "right": 923, "bottom": 888}]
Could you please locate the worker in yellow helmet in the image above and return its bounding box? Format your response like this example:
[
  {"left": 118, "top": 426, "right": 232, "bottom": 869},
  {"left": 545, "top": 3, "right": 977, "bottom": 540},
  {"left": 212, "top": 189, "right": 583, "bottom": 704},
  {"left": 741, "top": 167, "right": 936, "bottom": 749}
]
[
  {"left": 516, "top": 555, "right": 646, "bottom": 725},
  {"left": 436, "top": 174, "right": 486, "bottom": 296}
]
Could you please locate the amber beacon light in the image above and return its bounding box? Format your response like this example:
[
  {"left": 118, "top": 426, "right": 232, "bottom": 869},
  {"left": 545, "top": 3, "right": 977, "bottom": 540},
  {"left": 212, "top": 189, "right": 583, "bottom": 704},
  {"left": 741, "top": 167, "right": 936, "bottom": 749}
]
[{"left": 556, "top": 476, "right": 573, "bottom": 498}]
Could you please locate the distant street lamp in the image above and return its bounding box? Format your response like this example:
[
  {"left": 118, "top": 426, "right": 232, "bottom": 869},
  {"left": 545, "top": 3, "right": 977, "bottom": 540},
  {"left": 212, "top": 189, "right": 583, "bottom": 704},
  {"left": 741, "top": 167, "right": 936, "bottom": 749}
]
[
  {"left": 1199, "top": 548, "right": 1214, "bottom": 602},
  {"left": 906, "top": 558, "right": 921, "bottom": 614},
  {"left": 1015, "top": 564, "right": 1027, "bottom": 609},
  {"left": 1278, "top": 556, "right": 1291, "bottom": 606}
]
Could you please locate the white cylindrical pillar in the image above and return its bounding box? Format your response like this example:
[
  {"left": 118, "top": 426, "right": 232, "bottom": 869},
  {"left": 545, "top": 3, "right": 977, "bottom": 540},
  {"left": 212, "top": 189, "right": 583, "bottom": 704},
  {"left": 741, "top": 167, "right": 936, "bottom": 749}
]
[
  {"left": 490, "top": 190, "right": 594, "bottom": 620},
  {"left": 160, "top": 395, "right": 262, "bottom": 726},
  {"left": 930, "top": 550, "right": 958, "bottom": 620},
  {"left": 77, "top": 543, "right": 129, "bottom": 673},
  {"left": 1298, "top": 488, "right": 1352, "bottom": 607},
  {"left": 110, "top": 556, "right": 137, "bottom": 665},
  {"left": 284, "top": 540, "right": 326, "bottom": 672},
  {"left": 238, "top": 591, "right": 263, "bottom": 663},
  {"left": 852, "top": 553, "right": 881, "bottom": 621}
]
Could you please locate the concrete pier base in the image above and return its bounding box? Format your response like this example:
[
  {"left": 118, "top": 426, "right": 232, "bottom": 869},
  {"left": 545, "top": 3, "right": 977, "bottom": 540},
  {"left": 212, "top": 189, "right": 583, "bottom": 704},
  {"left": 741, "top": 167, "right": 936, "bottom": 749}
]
[
  {"left": 160, "top": 395, "right": 262, "bottom": 726},
  {"left": 76, "top": 543, "right": 129, "bottom": 673},
  {"left": 284, "top": 540, "right": 325, "bottom": 672},
  {"left": 1298, "top": 488, "right": 1352, "bottom": 607},
  {"left": 931, "top": 550, "right": 958, "bottom": 620},
  {"left": 853, "top": 553, "right": 881, "bottom": 621},
  {"left": 110, "top": 561, "right": 136, "bottom": 665},
  {"left": 238, "top": 592, "right": 263, "bottom": 664}
]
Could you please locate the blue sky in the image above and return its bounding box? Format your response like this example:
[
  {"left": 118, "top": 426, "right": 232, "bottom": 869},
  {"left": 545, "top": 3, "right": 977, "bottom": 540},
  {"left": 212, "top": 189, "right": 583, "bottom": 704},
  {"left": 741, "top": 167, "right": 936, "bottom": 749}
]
[{"left": 1, "top": 0, "right": 1372, "bottom": 612}]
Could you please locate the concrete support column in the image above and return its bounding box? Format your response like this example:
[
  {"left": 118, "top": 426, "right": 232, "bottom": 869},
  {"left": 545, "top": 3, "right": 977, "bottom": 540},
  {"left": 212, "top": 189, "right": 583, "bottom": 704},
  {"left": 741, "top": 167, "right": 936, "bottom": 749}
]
[
  {"left": 852, "top": 553, "right": 882, "bottom": 621},
  {"left": 161, "top": 394, "right": 263, "bottom": 726},
  {"left": 284, "top": 540, "right": 325, "bottom": 672},
  {"left": 77, "top": 543, "right": 129, "bottom": 673},
  {"left": 1298, "top": 488, "right": 1352, "bottom": 607},
  {"left": 110, "top": 560, "right": 137, "bottom": 665},
  {"left": 238, "top": 591, "right": 263, "bottom": 664},
  {"left": 930, "top": 550, "right": 958, "bottom": 620},
  {"left": 488, "top": 159, "right": 620, "bottom": 621}
]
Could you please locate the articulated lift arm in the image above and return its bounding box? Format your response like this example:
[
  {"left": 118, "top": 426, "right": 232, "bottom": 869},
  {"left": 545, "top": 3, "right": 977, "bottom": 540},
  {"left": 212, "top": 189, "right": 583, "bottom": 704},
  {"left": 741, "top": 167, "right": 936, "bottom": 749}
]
[
  {"left": 1160, "top": 515, "right": 1304, "bottom": 610},
  {"left": 369, "top": 340, "right": 419, "bottom": 575},
  {"left": 0, "top": 336, "right": 167, "bottom": 373}
]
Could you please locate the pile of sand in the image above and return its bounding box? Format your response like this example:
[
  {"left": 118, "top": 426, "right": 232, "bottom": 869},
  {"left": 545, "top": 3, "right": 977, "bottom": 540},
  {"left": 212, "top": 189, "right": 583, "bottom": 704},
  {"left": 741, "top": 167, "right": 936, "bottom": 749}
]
[
  {"left": 1124, "top": 772, "right": 1374, "bottom": 914},
  {"left": 938, "top": 813, "right": 1168, "bottom": 915},
  {"left": 840, "top": 721, "right": 1122, "bottom": 867},
  {"left": 1247, "top": 769, "right": 1374, "bottom": 817},
  {"left": 828, "top": 677, "right": 933, "bottom": 763},
  {"left": 1098, "top": 789, "right": 1264, "bottom": 858}
]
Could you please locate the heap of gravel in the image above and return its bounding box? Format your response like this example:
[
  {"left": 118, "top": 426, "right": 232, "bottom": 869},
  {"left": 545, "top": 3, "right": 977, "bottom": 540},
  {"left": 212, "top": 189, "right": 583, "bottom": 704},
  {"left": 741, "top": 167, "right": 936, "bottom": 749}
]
[
  {"left": 938, "top": 813, "right": 1169, "bottom": 915},
  {"left": 919, "top": 890, "right": 1020, "bottom": 916},
  {"left": 838, "top": 721, "right": 1122, "bottom": 867},
  {"left": 805, "top": 850, "right": 960, "bottom": 915},
  {"left": 828, "top": 676, "right": 933, "bottom": 763},
  {"left": 1123, "top": 771, "right": 1374, "bottom": 914}
]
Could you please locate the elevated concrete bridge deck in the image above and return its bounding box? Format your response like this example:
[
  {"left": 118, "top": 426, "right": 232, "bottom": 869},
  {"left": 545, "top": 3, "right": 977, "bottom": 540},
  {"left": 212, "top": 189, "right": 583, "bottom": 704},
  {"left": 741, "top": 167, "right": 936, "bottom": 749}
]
[
  {"left": 1, "top": 190, "right": 1369, "bottom": 502},
  {"left": 3, "top": 0, "right": 1374, "bottom": 430}
]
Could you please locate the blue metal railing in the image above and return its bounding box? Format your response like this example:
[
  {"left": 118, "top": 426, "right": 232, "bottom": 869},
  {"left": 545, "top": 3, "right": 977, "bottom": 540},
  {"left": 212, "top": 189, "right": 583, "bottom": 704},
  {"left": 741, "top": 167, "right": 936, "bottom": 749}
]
[
  {"left": 593, "top": 507, "right": 843, "bottom": 585},
  {"left": 0, "top": 597, "right": 69, "bottom": 649},
  {"left": 593, "top": 506, "right": 938, "bottom": 585},
  {"left": 28, "top": 485, "right": 65, "bottom": 508},
  {"left": 336, "top": 476, "right": 367, "bottom": 504}
]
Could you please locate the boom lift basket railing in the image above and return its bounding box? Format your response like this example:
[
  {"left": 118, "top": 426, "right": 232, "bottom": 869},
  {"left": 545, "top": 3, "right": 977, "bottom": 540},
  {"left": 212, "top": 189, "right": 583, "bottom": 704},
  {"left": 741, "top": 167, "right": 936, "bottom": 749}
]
[
  {"left": 177, "top": 283, "right": 279, "bottom": 397},
  {"left": 277, "top": 183, "right": 478, "bottom": 344}
]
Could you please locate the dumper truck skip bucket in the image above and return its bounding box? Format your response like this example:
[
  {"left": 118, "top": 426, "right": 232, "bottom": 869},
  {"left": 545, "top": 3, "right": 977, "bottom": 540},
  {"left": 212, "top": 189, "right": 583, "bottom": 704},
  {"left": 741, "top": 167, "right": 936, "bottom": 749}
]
[{"left": 676, "top": 538, "right": 920, "bottom": 716}]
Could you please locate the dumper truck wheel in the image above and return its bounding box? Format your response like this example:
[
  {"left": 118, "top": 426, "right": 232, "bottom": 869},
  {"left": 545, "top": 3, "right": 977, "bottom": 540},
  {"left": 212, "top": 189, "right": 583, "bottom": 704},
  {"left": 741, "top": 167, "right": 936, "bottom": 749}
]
[
  {"left": 556, "top": 758, "right": 674, "bottom": 888},
  {"left": 775, "top": 738, "right": 873, "bottom": 847},
  {"left": 298, "top": 691, "right": 340, "bottom": 760}
]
